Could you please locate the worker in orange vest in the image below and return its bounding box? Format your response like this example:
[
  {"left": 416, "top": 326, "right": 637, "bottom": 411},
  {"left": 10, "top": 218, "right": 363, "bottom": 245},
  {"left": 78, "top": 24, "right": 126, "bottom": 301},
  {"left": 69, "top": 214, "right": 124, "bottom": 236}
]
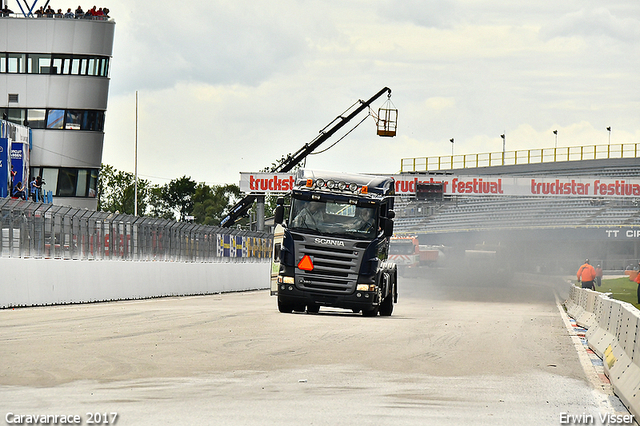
[{"left": 576, "top": 259, "right": 596, "bottom": 290}]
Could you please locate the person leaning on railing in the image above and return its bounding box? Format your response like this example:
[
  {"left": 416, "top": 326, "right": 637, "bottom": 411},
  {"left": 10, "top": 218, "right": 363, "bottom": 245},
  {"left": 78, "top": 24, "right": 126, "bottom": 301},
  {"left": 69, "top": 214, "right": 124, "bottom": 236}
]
[{"left": 0, "top": 5, "right": 13, "bottom": 16}]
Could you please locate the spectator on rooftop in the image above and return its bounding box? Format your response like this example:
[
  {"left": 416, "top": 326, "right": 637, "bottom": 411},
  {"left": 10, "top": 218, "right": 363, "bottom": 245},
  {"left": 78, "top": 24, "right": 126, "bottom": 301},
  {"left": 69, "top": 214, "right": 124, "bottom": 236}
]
[
  {"left": 45, "top": 6, "right": 55, "bottom": 17},
  {"left": 0, "top": 5, "right": 13, "bottom": 17},
  {"left": 64, "top": 8, "right": 74, "bottom": 18},
  {"left": 74, "top": 5, "right": 83, "bottom": 18},
  {"left": 55, "top": 8, "right": 63, "bottom": 18},
  {"left": 35, "top": 6, "right": 44, "bottom": 17}
]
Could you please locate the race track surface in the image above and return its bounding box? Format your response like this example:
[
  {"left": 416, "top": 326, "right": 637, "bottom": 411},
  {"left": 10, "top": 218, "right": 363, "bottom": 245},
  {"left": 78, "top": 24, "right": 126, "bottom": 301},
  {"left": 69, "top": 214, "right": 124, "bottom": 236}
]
[{"left": 0, "top": 270, "right": 632, "bottom": 425}]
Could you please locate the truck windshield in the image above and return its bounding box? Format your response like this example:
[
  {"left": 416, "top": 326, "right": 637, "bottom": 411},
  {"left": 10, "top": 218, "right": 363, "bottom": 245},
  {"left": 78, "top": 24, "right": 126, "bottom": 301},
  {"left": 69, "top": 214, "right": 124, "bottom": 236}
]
[{"left": 289, "top": 198, "right": 377, "bottom": 240}]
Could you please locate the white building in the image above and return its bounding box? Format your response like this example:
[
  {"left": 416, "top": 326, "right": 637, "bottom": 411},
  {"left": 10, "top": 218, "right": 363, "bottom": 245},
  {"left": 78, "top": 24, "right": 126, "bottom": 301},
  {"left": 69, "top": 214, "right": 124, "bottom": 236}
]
[{"left": 0, "top": 2, "right": 114, "bottom": 209}]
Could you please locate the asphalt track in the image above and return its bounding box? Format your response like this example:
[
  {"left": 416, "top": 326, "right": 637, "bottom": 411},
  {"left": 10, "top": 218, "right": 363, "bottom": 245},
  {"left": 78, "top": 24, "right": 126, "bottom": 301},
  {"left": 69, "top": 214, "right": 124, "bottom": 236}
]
[{"left": 0, "top": 270, "right": 635, "bottom": 425}]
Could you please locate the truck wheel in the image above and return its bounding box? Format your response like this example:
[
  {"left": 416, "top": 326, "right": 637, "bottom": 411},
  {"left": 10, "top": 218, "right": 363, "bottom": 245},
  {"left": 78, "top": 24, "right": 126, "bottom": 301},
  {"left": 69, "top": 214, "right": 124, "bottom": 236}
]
[
  {"left": 307, "top": 304, "right": 320, "bottom": 314},
  {"left": 278, "top": 298, "right": 293, "bottom": 313},
  {"left": 379, "top": 294, "right": 394, "bottom": 316}
]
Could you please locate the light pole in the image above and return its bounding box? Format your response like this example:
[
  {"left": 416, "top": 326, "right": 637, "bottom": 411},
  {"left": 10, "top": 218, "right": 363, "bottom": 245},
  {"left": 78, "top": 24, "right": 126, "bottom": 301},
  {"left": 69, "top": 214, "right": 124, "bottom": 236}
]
[
  {"left": 450, "top": 138, "right": 454, "bottom": 156},
  {"left": 134, "top": 90, "right": 138, "bottom": 217},
  {"left": 553, "top": 130, "right": 558, "bottom": 148},
  {"left": 500, "top": 134, "right": 505, "bottom": 165},
  {"left": 607, "top": 127, "right": 611, "bottom": 145}
]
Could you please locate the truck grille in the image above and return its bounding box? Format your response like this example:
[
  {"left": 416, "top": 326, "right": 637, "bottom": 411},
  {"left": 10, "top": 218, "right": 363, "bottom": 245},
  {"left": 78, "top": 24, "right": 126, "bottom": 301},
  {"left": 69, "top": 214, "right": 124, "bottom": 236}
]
[{"left": 294, "top": 235, "right": 363, "bottom": 294}]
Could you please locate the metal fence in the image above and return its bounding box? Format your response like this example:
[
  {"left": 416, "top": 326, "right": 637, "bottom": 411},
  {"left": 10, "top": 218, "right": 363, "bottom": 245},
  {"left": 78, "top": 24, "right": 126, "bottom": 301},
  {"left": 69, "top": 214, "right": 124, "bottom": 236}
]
[
  {"left": 401, "top": 143, "right": 640, "bottom": 173},
  {"left": 0, "top": 197, "right": 272, "bottom": 262}
]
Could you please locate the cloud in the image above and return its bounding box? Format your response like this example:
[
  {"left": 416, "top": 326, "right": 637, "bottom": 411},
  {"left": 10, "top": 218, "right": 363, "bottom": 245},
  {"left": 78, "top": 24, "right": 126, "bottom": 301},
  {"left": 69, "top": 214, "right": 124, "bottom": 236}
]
[
  {"left": 379, "top": 0, "right": 458, "bottom": 29},
  {"left": 101, "top": 0, "right": 640, "bottom": 187},
  {"left": 540, "top": 8, "right": 640, "bottom": 42},
  {"left": 109, "top": 0, "right": 323, "bottom": 93}
]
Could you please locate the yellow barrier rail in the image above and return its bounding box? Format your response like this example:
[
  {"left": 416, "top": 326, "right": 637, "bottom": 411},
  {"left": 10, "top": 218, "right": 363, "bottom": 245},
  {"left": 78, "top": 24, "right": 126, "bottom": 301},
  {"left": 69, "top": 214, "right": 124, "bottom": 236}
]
[{"left": 400, "top": 143, "right": 640, "bottom": 173}]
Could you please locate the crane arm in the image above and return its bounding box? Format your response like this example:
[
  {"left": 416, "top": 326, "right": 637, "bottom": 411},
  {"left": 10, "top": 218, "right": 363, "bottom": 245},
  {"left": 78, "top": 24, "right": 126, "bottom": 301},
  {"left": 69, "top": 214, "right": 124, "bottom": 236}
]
[{"left": 221, "top": 87, "right": 392, "bottom": 228}]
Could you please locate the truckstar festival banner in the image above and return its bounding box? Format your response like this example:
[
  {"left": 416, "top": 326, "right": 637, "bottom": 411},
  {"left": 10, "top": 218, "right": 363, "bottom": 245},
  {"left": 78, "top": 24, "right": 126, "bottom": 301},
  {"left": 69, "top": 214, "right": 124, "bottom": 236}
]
[{"left": 240, "top": 172, "right": 640, "bottom": 198}]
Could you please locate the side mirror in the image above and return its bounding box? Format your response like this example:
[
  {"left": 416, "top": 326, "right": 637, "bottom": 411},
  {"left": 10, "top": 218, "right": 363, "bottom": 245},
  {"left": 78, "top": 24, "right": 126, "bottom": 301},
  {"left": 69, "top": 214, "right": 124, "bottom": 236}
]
[
  {"left": 387, "top": 210, "right": 396, "bottom": 219},
  {"left": 384, "top": 218, "right": 394, "bottom": 237},
  {"left": 274, "top": 205, "right": 284, "bottom": 225}
]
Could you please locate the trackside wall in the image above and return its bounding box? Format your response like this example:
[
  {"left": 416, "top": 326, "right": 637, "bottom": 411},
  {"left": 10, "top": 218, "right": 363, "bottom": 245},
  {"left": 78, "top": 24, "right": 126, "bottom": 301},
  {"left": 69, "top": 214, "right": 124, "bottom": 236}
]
[
  {"left": 0, "top": 258, "right": 270, "bottom": 308},
  {"left": 565, "top": 285, "right": 640, "bottom": 419}
]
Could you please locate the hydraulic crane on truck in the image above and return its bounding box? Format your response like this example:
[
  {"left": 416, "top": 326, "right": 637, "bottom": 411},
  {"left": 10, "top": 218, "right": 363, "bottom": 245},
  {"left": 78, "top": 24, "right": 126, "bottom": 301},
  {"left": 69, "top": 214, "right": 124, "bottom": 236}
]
[{"left": 220, "top": 87, "right": 397, "bottom": 228}]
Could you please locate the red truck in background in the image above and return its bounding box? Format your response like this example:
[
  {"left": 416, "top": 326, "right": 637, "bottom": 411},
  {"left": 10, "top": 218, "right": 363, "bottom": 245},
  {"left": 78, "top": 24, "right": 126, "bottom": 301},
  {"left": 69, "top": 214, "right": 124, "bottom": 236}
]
[
  {"left": 390, "top": 236, "right": 445, "bottom": 276},
  {"left": 419, "top": 245, "right": 443, "bottom": 266}
]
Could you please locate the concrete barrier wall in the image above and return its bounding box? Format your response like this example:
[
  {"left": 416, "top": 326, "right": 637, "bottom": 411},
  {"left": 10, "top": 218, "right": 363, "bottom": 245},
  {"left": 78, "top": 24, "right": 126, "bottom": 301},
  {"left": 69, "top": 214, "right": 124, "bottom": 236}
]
[
  {"left": 0, "top": 258, "right": 270, "bottom": 308},
  {"left": 566, "top": 285, "right": 640, "bottom": 419}
]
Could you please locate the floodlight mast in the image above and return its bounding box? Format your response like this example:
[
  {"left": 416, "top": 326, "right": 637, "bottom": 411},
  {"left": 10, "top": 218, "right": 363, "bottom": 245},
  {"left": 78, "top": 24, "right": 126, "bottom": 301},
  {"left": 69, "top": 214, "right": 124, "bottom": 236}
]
[{"left": 220, "top": 87, "right": 393, "bottom": 228}]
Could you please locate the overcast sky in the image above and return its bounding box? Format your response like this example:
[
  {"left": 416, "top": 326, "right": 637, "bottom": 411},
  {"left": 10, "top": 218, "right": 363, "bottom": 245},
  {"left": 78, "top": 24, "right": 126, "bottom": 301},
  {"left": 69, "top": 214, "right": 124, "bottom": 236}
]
[{"left": 100, "top": 0, "right": 640, "bottom": 186}]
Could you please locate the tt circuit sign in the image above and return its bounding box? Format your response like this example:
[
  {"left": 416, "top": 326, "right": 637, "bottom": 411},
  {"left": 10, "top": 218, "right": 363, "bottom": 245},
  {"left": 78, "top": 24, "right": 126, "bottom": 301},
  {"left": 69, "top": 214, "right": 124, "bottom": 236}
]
[{"left": 240, "top": 172, "right": 640, "bottom": 198}]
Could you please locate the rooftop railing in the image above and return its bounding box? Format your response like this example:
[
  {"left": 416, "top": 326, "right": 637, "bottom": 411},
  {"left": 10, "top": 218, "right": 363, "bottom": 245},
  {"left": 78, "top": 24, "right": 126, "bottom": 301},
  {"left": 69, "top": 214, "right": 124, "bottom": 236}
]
[{"left": 400, "top": 143, "right": 640, "bottom": 173}]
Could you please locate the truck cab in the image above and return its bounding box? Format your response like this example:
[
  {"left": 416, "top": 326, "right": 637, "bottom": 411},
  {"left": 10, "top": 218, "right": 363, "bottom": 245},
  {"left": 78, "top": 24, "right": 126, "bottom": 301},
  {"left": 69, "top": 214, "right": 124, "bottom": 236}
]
[{"left": 273, "top": 169, "right": 398, "bottom": 316}]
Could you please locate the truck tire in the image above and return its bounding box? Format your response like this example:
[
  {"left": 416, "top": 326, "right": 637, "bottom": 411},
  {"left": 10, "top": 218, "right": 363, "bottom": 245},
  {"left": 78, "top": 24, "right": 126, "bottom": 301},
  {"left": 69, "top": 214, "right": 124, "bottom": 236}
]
[
  {"left": 278, "top": 298, "right": 293, "bottom": 313},
  {"left": 379, "top": 293, "right": 394, "bottom": 316}
]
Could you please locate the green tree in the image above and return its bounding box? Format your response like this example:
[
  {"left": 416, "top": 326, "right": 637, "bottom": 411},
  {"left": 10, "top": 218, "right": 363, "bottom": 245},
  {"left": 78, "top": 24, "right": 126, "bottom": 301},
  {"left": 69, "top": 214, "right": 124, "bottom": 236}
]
[
  {"left": 97, "top": 164, "right": 152, "bottom": 215},
  {"left": 147, "top": 185, "right": 174, "bottom": 220},
  {"left": 192, "top": 183, "right": 241, "bottom": 226},
  {"left": 160, "top": 176, "right": 197, "bottom": 221}
]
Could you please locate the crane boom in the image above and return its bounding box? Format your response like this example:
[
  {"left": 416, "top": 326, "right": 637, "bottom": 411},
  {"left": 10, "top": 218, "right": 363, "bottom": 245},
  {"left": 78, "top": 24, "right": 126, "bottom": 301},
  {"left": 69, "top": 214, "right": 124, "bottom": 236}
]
[{"left": 220, "top": 87, "right": 392, "bottom": 228}]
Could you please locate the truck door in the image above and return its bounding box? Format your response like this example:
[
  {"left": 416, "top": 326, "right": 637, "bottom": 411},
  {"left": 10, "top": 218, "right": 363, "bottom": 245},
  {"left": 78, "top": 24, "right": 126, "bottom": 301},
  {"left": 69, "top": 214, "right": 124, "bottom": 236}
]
[{"left": 270, "top": 224, "right": 284, "bottom": 295}]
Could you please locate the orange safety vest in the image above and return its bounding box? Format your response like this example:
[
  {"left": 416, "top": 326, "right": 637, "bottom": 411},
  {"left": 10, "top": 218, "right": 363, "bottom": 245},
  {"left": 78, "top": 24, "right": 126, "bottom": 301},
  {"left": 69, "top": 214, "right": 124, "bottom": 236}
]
[{"left": 577, "top": 263, "right": 596, "bottom": 281}]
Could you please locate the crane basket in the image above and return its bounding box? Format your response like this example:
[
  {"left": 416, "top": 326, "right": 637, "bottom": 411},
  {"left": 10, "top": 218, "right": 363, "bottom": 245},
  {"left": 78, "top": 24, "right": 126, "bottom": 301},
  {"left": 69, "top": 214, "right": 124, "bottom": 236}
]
[{"left": 375, "top": 98, "right": 397, "bottom": 137}]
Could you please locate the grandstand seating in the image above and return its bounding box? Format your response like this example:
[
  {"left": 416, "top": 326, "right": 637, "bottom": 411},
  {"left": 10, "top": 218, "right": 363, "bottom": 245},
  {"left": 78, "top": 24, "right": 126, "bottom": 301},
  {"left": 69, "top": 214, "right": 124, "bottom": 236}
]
[
  {"left": 394, "top": 157, "right": 640, "bottom": 234},
  {"left": 394, "top": 196, "right": 640, "bottom": 233}
]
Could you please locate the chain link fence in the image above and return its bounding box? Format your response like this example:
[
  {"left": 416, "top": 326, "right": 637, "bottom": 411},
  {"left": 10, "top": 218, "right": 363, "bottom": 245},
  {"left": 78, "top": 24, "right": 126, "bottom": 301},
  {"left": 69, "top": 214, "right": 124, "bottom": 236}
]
[{"left": 0, "top": 198, "right": 272, "bottom": 262}]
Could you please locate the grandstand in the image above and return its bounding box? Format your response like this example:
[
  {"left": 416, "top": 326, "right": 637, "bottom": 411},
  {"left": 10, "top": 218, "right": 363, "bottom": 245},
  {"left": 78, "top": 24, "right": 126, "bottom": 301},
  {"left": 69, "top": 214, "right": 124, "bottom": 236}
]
[{"left": 393, "top": 151, "right": 640, "bottom": 273}]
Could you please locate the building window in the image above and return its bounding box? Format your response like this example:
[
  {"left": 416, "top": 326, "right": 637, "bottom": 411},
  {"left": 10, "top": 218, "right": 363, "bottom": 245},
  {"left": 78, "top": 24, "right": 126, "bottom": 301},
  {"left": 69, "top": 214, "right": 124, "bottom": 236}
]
[
  {"left": 0, "top": 52, "right": 110, "bottom": 77},
  {"left": 65, "top": 110, "right": 83, "bottom": 130},
  {"left": 27, "top": 109, "right": 46, "bottom": 129},
  {"left": 7, "top": 53, "right": 26, "bottom": 73},
  {"left": 30, "top": 167, "right": 100, "bottom": 198},
  {"left": 3, "top": 108, "right": 104, "bottom": 132},
  {"left": 7, "top": 108, "right": 25, "bottom": 125},
  {"left": 27, "top": 53, "right": 52, "bottom": 74},
  {"left": 46, "top": 109, "right": 65, "bottom": 129}
]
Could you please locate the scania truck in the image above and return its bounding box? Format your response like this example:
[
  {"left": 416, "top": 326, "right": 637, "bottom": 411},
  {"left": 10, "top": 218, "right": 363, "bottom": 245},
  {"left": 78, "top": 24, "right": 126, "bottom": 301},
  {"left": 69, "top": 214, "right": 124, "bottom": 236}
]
[{"left": 272, "top": 169, "right": 398, "bottom": 316}]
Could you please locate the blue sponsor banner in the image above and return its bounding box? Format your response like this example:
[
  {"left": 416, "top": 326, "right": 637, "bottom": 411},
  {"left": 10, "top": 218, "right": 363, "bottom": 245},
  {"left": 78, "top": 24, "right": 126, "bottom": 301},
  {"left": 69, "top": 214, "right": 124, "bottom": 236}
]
[
  {"left": 236, "top": 235, "right": 243, "bottom": 257},
  {"left": 0, "top": 137, "right": 8, "bottom": 197},
  {"left": 223, "top": 234, "right": 231, "bottom": 257},
  {"left": 11, "top": 141, "right": 28, "bottom": 195}
]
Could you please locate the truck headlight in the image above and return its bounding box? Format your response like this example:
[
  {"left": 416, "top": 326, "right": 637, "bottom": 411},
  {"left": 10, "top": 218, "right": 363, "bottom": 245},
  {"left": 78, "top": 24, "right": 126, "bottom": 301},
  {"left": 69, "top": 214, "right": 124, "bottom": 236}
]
[
  {"left": 356, "top": 284, "right": 376, "bottom": 291},
  {"left": 278, "top": 276, "right": 295, "bottom": 284}
]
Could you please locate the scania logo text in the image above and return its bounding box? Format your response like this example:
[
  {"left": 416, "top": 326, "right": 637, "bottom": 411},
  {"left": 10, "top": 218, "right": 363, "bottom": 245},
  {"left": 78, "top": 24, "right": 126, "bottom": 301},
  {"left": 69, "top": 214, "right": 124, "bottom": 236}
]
[{"left": 314, "top": 238, "right": 345, "bottom": 246}]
